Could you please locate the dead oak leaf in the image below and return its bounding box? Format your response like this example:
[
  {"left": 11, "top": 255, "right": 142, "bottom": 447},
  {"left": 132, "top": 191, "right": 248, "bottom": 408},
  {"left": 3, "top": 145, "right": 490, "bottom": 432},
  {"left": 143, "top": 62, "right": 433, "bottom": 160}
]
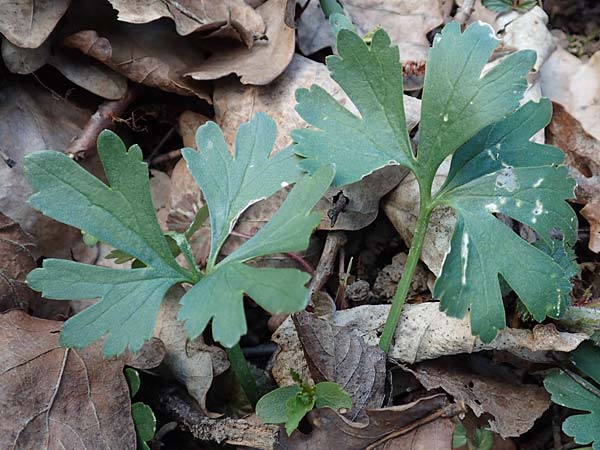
[
  {"left": 63, "top": 21, "right": 211, "bottom": 102},
  {"left": 0, "top": 0, "right": 70, "bottom": 48},
  {"left": 292, "top": 311, "right": 386, "bottom": 421},
  {"left": 404, "top": 355, "right": 551, "bottom": 438},
  {"left": 106, "top": 0, "right": 265, "bottom": 47},
  {"left": 186, "top": 0, "right": 294, "bottom": 85},
  {"left": 0, "top": 310, "right": 165, "bottom": 449},
  {"left": 547, "top": 102, "right": 600, "bottom": 252}
]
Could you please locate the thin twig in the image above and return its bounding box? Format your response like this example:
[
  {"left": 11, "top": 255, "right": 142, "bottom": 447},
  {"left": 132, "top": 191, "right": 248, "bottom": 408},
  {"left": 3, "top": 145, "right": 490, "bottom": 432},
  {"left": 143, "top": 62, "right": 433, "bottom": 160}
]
[
  {"left": 66, "top": 87, "right": 138, "bottom": 160},
  {"left": 151, "top": 148, "right": 182, "bottom": 165},
  {"left": 308, "top": 231, "right": 347, "bottom": 299}
]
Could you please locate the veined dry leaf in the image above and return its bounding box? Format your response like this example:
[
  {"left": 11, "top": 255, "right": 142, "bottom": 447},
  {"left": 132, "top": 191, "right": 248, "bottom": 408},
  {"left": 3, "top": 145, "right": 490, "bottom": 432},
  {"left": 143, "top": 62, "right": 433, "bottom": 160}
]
[
  {"left": 107, "top": 0, "right": 265, "bottom": 46},
  {"left": 154, "top": 288, "right": 229, "bottom": 416},
  {"left": 277, "top": 395, "right": 451, "bottom": 450},
  {"left": 292, "top": 311, "right": 386, "bottom": 420},
  {"left": 0, "top": 310, "right": 165, "bottom": 449},
  {"left": 0, "top": 212, "right": 38, "bottom": 312},
  {"left": 272, "top": 303, "right": 588, "bottom": 382},
  {"left": 63, "top": 21, "right": 211, "bottom": 102},
  {"left": 0, "top": 77, "right": 91, "bottom": 257},
  {"left": 375, "top": 418, "right": 454, "bottom": 450},
  {"left": 186, "top": 0, "right": 294, "bottom": 85},
  {"left": 0, "top": 0, "right": 70, "bottom": 48},
  {"left": 1, "top": 30, "right": 128, "bottom": 100},
  {"left": 546, "top": 103, "right": 600, "bottom": 252},
  {"left": 405, "top": 355, "right": 550, "bottom": 438}
]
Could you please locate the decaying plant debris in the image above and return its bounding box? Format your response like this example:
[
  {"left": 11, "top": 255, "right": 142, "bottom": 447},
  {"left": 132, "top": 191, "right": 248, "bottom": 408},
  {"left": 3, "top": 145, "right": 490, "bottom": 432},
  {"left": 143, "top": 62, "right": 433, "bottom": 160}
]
[{"left": 1, "top": 0, "right": 599, "bottom": 449}]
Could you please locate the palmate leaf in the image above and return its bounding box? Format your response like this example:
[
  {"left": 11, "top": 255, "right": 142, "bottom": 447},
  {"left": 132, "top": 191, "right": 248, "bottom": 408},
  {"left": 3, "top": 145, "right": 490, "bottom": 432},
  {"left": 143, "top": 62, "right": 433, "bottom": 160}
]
[
  {"left": 178, "top": 163, "right": 335, "bottom": 348},
  {"left": 182, "top": 113, "right": 302, "bottom": 268},
  {"left": 25, "top": 131, "right": 189, "bottom": 356},
  {"left": 292, "top": 22, "right": 576, "bottom": 343},
  {"left": 544, "top": 342, "right": 600, "bottom": 449}
]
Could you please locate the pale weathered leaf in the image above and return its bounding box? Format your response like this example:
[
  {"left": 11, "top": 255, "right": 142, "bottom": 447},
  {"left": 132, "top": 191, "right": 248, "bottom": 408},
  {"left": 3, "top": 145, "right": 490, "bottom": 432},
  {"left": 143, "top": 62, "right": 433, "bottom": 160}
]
[{"left": 0, "top": 310, "right": 164, "bottom": 449}]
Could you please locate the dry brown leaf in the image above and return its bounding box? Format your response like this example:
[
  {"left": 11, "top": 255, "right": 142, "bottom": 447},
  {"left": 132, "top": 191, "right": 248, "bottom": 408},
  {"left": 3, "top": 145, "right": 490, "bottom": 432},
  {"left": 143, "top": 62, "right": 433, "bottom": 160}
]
[
  {"left": 1, "top": 39, "right": 129, "bottom": 100},
  {"left": 107, "top": 0, "right": 265, "bottom": 46},
  {"left": 277, "top": 395, "right": 452, "bottom": 450},
  {"left": 405, "top": 355, "right": 551, "bottom": 437},
  {"left": 546, "top": 102, "right": 600, "bottom": 252},
  {"left": 186, "top": 0, "right": 295, "bottom": 85},
  {"left": 63, "top": 21, "right": 211, "bottom": 102},
  {"left": 0, "top": 76, "right": 91, "bottom": 257},
  {"left": 272, "top": 303, "right": 588, "bottom": 381},
  {"left": 0, "top": 309, "right": 165, "bottom": 449},
  {"left": 292, "top": 311, "right": 386, "bottom": 420},
  {"left": 541, "top": 47, "right": 600, "bottom": 140},
  {"left": 0, "top": 212, "right": 38, "bottom": 312},
  {"left": 154, "top": 287, "right": 229, "bottom": 416},
  {"left": 0, "top": 0, "right": 70, "bottom": 48},
  {"left": 376, "top": 418, "right": 454, "bottom": 450}
]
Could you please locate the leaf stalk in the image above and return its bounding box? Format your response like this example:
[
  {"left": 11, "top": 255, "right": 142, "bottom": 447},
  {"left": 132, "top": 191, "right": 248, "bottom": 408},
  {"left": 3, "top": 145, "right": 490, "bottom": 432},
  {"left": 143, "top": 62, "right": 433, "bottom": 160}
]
[
  {"left": 379, "top": 187, "right": 432, "bottom": 353},
  {"left": 225, "top": 343, "right": 259, "bottom": 406}
]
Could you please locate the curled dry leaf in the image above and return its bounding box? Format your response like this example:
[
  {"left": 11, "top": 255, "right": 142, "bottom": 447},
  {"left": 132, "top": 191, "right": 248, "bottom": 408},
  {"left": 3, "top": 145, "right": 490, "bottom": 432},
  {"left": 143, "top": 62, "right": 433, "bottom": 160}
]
[
  {"left": 106, "top": 0, "right": 265, "bottom": 46},
  {"left": 0, "top": 77, "right": 91, "bottom": 257},
  {"left": 63, "top": 21, "right": 211, "bottom": 102},
  {"left": 154, "top": 287, "right": 229, "bottom": 416},
  {"left": 405, "top": 355, "right": 550, "bottom": 438},
  {"left": 0, "top": 212, "right": 38, "bottom": 312},
  {"left": 272, "top": 303, "right": 588, "bottom": 381},
  {"left": 185, "top": 0, "right": 295, "bottom": 85},
  {"left": 374, "top": 418, "right": 454, "bottom": 450},
  {"left": 292, "top": 311, "right": 386, "bottom": 420},
  {"left": 541, "top": 47, "right": 600, "bottom": 140},
  {"left": 1, "top": 39, "right": 129, "bottom": 100},
  {"left": 0, "top": 309, "right": 165, "bottom": 449},
  {"left": 277, "top": 395, "right": 452, "bottom": 450},
  {"left": 546, "top": 103, "right": 600, "bottom": 252},
  {"left": 0, "top": 0, "right": 70, "bottom": 48},
  {"left": 214, "top": 54, "right": 421, "bottom": 230}
]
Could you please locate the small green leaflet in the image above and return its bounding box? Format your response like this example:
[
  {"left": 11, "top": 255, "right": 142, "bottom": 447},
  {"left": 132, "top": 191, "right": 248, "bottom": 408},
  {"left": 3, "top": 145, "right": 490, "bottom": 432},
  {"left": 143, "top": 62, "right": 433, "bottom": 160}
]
[
  {"left": 256, "top": 380, "right": 352, "bottom": 436},
  {"left": 292, "top": 22, "right": 576, "bottom": 343},
  {"left": 178, "top": 163, "right": 334, "bottom": 347},
  {"left": 132, "top": 402, "right": 156, "bottom": 450},
  {"left": 182, "top": 112, "right": 302, "bottom": 268},
  {"left": 482, "top": 0, "right": 536, "bottom": 13},
  {"left": 544, "top": 342, "right": 600, "bottom": 449},
  {"left": 25, "top": 131, "right": 189, "bottom": 356}
]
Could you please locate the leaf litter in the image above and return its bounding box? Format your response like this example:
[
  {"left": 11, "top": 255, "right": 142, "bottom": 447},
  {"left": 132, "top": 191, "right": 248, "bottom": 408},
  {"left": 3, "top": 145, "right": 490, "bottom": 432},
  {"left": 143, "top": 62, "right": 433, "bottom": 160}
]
[{"left": 0, "top": 0, "right": 599, "bottom": 449}]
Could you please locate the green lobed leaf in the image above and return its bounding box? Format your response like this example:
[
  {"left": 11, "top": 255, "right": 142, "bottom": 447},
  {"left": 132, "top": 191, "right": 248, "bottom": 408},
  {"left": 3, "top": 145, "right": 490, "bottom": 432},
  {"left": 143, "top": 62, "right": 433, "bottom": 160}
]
[
  {"left": 291, "top": 22, "right": 576, "bottom": 344},
  {"left": 25, "top": 131, "right": 188, "bottom": 356},
  {"left": 314, "top": 382, "right": 352, "bottom": 410},
  {"left": 285, "top": 394, "right": 315, "bottom": 436},
  {"left": 182, "top": 113, "right": 302, "bottom": 267},
  {"left": 125, "top": 368, "right": 141, "bottom": 398},
  {"left": 131, "top": 402, "right": 156, "bottom": 443},
  {"left": 481, "top": 0, "right": 513, "bottom": 12},
  {"left": 178, "top": 164, "right": 335, "bottom": 348},
  {"left": 256, "top": 385, "right": 301, "bottom": 424},
  {"left": 545, "top": 342, "right": 600, "bottom": 449},
  {"left": 452, "top": 423, "right": 469, "bottom": 448},
  {"left": 434, "top": 100, "right": 576, "bottom": 342},
  {"left": 293, "top": 28, "right": 414, "bottom": 186}
]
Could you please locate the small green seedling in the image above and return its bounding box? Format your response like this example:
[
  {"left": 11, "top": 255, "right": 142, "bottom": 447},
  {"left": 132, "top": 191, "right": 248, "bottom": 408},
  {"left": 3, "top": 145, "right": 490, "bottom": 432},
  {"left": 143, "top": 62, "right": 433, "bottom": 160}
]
[
  {"left": 544, "top": 341, "right": 600, "bottom": 450},
  {"left": 256, "top": 371, "right": 352, "bottom": 436},
  {"left": 292, "top": 21, "right": 577, "bottom": 352},
  {"left": 125, "top": 368, "right": 156, "bottom": 450},
  {"left": 452, "top": 421, "right": 494, "bottom": 450}
]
